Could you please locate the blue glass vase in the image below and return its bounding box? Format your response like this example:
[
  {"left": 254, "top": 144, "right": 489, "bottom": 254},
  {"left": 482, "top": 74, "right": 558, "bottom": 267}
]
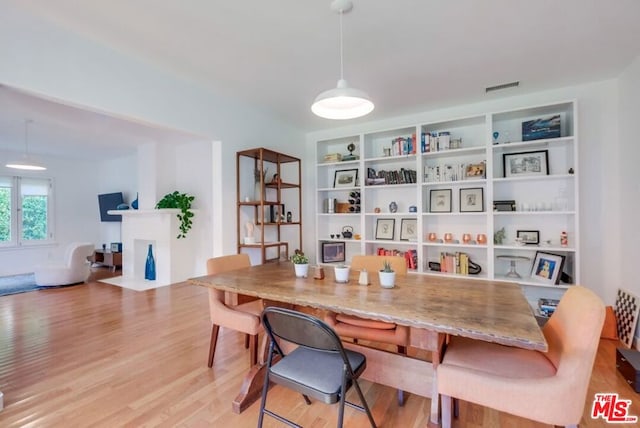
[
  {"left": 131, "top": 192, "right": 139, "bottom": 210},
  {"left": 145, "top": 244, "right": 156, "bottom": 280}
]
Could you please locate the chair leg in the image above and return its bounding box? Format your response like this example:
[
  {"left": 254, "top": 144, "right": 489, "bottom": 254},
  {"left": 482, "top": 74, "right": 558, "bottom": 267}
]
[
  {"left": 351, "top": 379, "right": 377, "bottom": 428},
  {"left": 302, "top": 394, "right": 312, "bottom": 405},
  {"left": 249, "top": 334, "right": 259, "bottom": 366},
  {"left": 207, "top": 324, "right": 220, "bottom": 368},
  {"left": 245, "top": 333, "right": 250, "bottom": 349},
  {"left": 396, "top": 345, "right": 407, "bottom": 406},
  {"left": 441, "top": 394, "right": 452, "bottom": 428},
  {"left": 258, "top": 342, "right": 274, "bottom": 428},
  {"left": 453, "top": 397, "right": 459, "bottom": 418}
]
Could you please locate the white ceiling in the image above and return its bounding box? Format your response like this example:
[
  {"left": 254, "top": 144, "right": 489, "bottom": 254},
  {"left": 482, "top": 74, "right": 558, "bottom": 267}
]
[{"left": 2, "top": 0, "right": 640, "bottom": 159}]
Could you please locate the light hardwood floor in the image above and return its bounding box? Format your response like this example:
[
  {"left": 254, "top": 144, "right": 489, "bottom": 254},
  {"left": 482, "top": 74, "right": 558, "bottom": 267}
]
[{"left": 0, "top": 269, "right": 638, "bottom": 427}]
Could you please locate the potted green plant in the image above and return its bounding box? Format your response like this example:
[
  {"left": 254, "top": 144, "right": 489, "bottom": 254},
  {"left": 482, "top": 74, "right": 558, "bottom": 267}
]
[
  {"left": 291, "top": 250, "right": 309, "bottom": 278},
  {"left": 155, "top": 191, "right": 195, "bottom": 239},
  {"left": 379, "top": 259, "right": 396, "bottom": 288}
]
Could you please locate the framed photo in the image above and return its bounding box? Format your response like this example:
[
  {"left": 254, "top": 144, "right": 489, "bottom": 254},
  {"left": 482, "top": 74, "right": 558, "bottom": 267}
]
[
  {"left": 503, "top": 150, "right": 549, "bottom": 178},
  {"left": 465, "top": 162, "right": 486, "bottom": 179},
  {"left": 375, "top": 218, "right": 395, "bottom": 240},
  {"left": 400, "top": 218, "right": 417, "bottom": 241},
  {"left": 459, "top": 188, "right": 484, "bottom": 212},
  {"left": 522, "top": 115, "right": 561, "bottom": 141},
  {"left": 321, "top": 241, "right": 346, "bottom": 263},
  {"left": 517, "top": 230, "right": 540, "bottom": 245},
  {"left": 333, "top": 169, "right": 358, "bottom": 188},
  {"left": 530, "top": 251, "right": 565, "bottom": 285},
  {"left": 493, "top": 200, "right": 516, "bottom": 212},
  {"left": 429, "top": 189, "right": 452, "bottom": 213},
  {"left": 270, "top": 204, "right": 285, "bottom": 223}
]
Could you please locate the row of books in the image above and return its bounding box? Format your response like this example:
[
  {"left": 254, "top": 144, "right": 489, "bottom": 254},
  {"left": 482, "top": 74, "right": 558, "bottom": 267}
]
[
  {"left": 421, "top": 131, "right": 462, "bottom": 152},
  {"left": 538, "top": 298, "right": 559, "bottom": 317},
  {"left": 390, "top": 134, "right": 417, "bottom": 156},
  {"left": 438, "top": 252, "right": 473, "bottom": 275},
  {"left": 366, "top": 167, "right": 417, "bottom": 185},
  {"left": 376, "top": 248, "right": 418, "bottom": 270}
]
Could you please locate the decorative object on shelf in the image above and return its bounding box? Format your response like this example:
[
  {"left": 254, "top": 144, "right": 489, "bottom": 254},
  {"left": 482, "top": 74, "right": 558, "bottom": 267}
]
[
  {"left": 286, "top": 211, "right": 292, "bottom": 222},
  {"left": 460, "top": 188, "right": 484, "bottom": 212},
  {"left": 313, "top": 265, "right": 325, "bottom": 280},
  {"left": 560, "top": 231, "right": 568, "bottom": 247},
  {"left": 270, "top": 204, "right": 285, "bottom": 223},
  {"left": 144, "top": 244, "right": 156, "bottom": 281},
  {"left": 321, "top": 241, "right": 345, "bottom": 263},
  {"left": 516, "top": 230, "right": 540, "bottom": 245},
  {"left": 311, "top": 0, "right": 374, "bottom": 120},
  {"left": 444, "top": 233, "right": 453, "bottom": 243},
  {"left": 530, "top": 251, "right": 565, "bottom": 285},
  {"left": 116, "top": 203, "right": 130, "bottom": 210},
  {"left": 568, "top": 167, "right": 574, "bottom": 174},
  {"left": 389, "top": 201, "right": 398, "bottom": 213},
  {"left": 494, "top": 227, "right": 506, "bottom": 245},
  {"left": 110, "top": 242, "right": 122, "bottom": 252},
  {"left": 522, "top": 115, "right": 561, "bottom": 141},
  {"left": 155, "top": 191, "right": 195, "bottom": 239},
  {"left": 409, "top": 205, "right": 417, "bottom": 213},
  {"left": 270, "top": 173, "right": 281, "bottom": 184},
  {"left": 375, "top": 218, "right": 395, "bottom": 240},
  {"left": 334, "top": 264, "right": 350, "bottom": 283},
  {"left": 462, "top": 234, "right": 471, "bottom": 244},
  {"left": 378, "top": 260, "right": 395, "bottom": 288},
  {"left": 374, "top": 207, "right": 381, "bottom": 213},
  {"left": 254, "top": 167, "right": 268, "bottom": 201},
  {"left": 341, "top": 226, "right": 353, "bottom": 239},
  {"left": 358, "top": 268, "right": 369, "bottom": 286},
  {"left": 494, "top": 200, "right": 517, "bottom": 212},
  {"left": 400, "top": 218, "right": 417, "bottom": 241},
  {"left": 383, "top": 147, "right": 391, "bottom": 157},
  {"left": 244, "top": 222, "right": 256, "bottom": 244},
  {"left": 464, "top": 162, "right": 486, "bottom": 180},
  {"left": 333, "top": 169, "right": 358, "bottom": 188},
  {"left": 131, "top": 193, "right": 139, "bottom": 210},
  {"left": 292, "top": 251, "right": 310, "bottom": 278},
  {"left": 429, "top": 189, "right": 452, "bottom": 213},
  {"left": 497, "top": 255, "right": 531, "bottom": 278},
  {"left": 477, "top": 234, "right": 487, "bottom": 245},
  {"left": 324, "top": 198, "right": 337, "bottom": 213},
  {"left": 428, "top": 232, "right": 437, "bottom": 242},
  {"left": 503, "top": 150, "right": 549, "bottom": 178},
  {"left": 492, "top": 131, "right": 500, "bottom": 144},
  {"left": 342, "top": 143, "right": 359, "bottom": 161}
]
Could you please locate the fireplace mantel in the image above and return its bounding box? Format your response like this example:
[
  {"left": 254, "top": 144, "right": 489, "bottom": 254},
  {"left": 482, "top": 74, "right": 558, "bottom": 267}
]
[{"left": 100, "top": 209, "right": 197, "bottom": 290}]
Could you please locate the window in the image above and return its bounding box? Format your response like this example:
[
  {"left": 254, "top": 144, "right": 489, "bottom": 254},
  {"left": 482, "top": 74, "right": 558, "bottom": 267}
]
[{"left": 0, "top": 176, "right": 54, "bottom": 247}]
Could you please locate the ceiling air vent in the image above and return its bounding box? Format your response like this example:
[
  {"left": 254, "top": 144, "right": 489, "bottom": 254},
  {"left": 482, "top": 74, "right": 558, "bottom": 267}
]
[{"left": 485, "top": 81, "right": 520, "bottom": 93}]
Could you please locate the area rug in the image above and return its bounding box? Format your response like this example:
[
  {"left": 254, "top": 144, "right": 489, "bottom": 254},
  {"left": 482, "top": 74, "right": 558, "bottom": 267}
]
[{"left": 0, "top": 273, "right": 43, "bottom": 297}]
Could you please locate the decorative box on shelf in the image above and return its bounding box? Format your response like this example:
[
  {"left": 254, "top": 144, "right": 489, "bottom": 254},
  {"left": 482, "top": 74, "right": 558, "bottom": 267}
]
[{"left": 616, "top": 347, "right": 640, "bottom": 393}]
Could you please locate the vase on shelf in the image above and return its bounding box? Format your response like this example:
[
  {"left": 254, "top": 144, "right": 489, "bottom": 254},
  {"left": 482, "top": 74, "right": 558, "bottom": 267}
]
[
  {"left": 145, "top": 244, "right": 156, "bottom": 281},
  {"left": 131, "top": 192, "right": 139, "bottom": 210},
  {"left": 254, "top": 182, "right": 264, "bottom": 201}
]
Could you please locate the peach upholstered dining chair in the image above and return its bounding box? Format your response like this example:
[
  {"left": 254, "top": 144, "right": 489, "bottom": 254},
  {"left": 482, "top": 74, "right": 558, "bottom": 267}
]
[
  {"left": 438, "top": 285, "right": 605, "bottom": 428},
  {"left": 324, "top": 255, "right": 409, "bottom": 404},
  {"left": 206, "top": 254, "right": 264, "bottom": 368}
]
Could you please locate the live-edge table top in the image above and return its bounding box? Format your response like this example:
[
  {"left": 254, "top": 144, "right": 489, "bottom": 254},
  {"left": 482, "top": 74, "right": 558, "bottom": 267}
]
[{"left": 189, "top": 261, "right": 547, "bottom": 352}]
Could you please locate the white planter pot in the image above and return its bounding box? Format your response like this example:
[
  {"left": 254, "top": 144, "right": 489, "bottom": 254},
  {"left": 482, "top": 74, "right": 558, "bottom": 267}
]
[
  {"left": 334, "top": 266, "right": 350, "bottom": 283},
  {"left": 379, "top": 271, "right": 396, "bottom": 288},
  {"left": 294, "top": 263, "right": 309, "bottom": 278}
]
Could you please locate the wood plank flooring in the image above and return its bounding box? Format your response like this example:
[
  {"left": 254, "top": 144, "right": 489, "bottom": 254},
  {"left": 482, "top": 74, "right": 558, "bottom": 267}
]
[{"left": 0, "top": 269, "right": 638, "bottom": 427}]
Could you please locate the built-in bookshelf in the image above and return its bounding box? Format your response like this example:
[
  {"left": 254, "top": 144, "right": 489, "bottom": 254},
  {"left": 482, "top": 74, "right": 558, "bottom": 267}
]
[{"left": 315, "top": 101, "right": 578, "bottom": 308}]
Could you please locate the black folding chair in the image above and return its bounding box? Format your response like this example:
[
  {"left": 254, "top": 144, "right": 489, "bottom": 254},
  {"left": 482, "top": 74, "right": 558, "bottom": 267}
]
[{"left": 258, "top": 307, "right": 377, "bottom": 428}]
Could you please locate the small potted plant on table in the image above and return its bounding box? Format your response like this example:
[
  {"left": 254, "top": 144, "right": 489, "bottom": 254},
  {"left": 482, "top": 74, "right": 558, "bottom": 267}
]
[
  {"left": 379, "top": 260, "right": 396, "bottom": 288},
  {"left": 291, "top": 250, "right": 309, "bottom": 278}
]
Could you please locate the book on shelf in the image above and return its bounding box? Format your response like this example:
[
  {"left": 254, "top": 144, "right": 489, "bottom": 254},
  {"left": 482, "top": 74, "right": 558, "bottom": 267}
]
[{"left": 376, "top": 248, "right": 417, "bottom": 270}]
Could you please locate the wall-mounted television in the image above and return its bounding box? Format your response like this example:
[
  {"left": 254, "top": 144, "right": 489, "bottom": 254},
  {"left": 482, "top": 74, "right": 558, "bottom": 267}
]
[{"left": 98, "top": 192, "right": 124, "bottom": 222}]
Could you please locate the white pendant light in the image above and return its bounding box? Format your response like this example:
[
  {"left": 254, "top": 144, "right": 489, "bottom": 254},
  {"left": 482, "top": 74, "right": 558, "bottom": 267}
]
[
  {"left": 5, "top": 119, "right": 46, "bottom": 171},
  {"left": 311, "top": 0, "right": 374, "bottom": 120}
]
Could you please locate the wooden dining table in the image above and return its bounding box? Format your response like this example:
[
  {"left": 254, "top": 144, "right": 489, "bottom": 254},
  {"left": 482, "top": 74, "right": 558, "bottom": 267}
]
[{"left": 189, "top": 261, "right": 547, "bottom": 426}]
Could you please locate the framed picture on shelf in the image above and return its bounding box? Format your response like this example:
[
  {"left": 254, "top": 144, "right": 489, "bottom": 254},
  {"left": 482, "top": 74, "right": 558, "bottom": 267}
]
[
  {"left": 375, "top": 218, "right": 395, "bottom": 240},
  {"left": 459, "top": 188, "right": 484, "bottom": 212},
  {"left": 321, "top": 241, "right": 346, "bottom": 263},
  {"left": 530, "top": 251, "right": 565, "bottom": 285},
  {"left": 517, "top": 230, "right": 540, "bottom": 245},
  {"left": 465, "top": 162, "right": 486, "bottom": 179},
  {"left": 333, "top": 169, "right": 358, "bottom": 188},
  {"left": 270, "top": 204, "right": 285, "bottom": 223},
  {"left": 429, "top": 189, "right": 452, "bottom": 213},
  {"left": 503, "top": 150, "right": 549, "bottom": 178},
  {"left": 400, "top": 218, "right": 417, "bottom": 241}
]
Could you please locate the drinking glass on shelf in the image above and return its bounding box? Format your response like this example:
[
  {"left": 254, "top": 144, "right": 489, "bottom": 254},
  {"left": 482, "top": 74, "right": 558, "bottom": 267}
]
[
  {"left": 477, "top": 234, "right": 487, "bottom": 244},
  {"left": 428, "top": 233, "right": 437, "bottom": 242},
  {"left": 462, "top": 233, "right": 471, "bottom": 244}
]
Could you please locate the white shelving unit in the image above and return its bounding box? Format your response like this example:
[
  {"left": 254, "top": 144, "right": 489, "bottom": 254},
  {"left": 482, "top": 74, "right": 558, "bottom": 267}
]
[{"left": 315, "top": 101, "right": 578, "bottom": 307}]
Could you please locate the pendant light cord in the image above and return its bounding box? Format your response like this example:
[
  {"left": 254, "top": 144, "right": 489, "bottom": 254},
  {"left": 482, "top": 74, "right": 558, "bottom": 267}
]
[{"left": 339, "top": 8, "right": 344, "bottom": 80}]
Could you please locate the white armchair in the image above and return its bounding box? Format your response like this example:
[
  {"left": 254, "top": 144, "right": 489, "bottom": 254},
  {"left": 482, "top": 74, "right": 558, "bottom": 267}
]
[{"left": 35, "top": 242, "right": 95, "bottom": 287}]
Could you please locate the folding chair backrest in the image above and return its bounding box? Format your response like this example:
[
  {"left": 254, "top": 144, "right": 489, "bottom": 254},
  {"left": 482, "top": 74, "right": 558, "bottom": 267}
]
[{"left": 262, "top": 307, "right": 342, "bottom": 353}]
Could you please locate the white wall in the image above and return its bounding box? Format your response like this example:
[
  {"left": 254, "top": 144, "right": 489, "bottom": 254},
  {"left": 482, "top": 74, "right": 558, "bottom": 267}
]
[
  {"left": 306, "top": 80, "right": 621, "bottom": 308},
  {"left": 0, "top": 3, "right": 304, "bottom": 275}
]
